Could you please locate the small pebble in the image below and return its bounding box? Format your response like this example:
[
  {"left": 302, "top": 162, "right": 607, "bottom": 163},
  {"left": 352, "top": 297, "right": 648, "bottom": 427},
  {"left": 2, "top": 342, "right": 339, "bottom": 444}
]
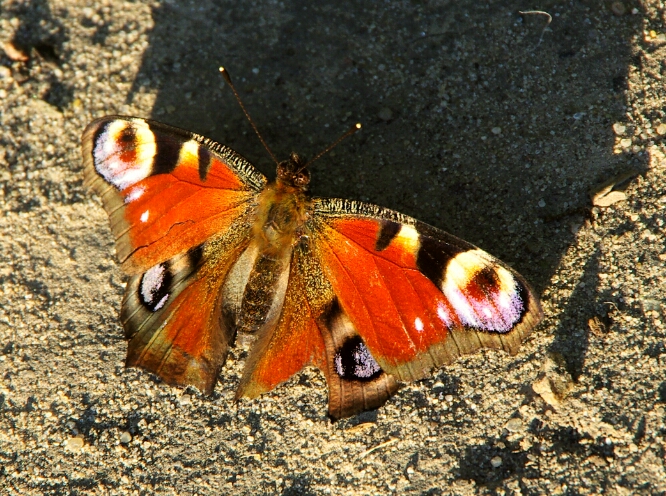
[
  {"left": 378, "top": 107, "right": 393, "bottom": 121},
  {"left": 64, "top": 437, "right": 84, "bottom": 451},
  {"left": 611, "top": 1, "right": 626, "bottom": 16},
  {"left": 656, "top": 123, "right": 666, "bottom": 135},
  {"left": 612, "top": 123, "right": 626, "bottom": 135},
  {"left": 444, "top": 394, "right": 453, "bottom": 402},
  {"left": 180, "top": 394, "right": 191, "bottom": 405},
  {"left": 490, "top": 456, "right": 503, "bottom": 468},
  {"left": 120, "top": 431, "right": 132, "bottom": 444},
  {"left": 491, "top": 127, "right": 501, "bottom": 135},
  {"left": 538, "top": 199, "right": 546, "bottom": 208},
  {"left": 620, "top": 138, "right": 632, "bottom": 148},
  {"left": 3, "top": 41, "right": 28, "bottom": 62},
  {"left": 505, "top": 418, "right": 523, "bottom": 432}
]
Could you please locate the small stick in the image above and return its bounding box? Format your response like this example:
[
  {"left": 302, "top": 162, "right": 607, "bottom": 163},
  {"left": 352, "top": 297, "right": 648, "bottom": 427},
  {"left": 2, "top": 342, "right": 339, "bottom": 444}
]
[
  {"left": 518, "top": 10, "right": 552, "bottom": 46},
  {"left": 358, "top": 438, "right": 398, "bottom": 459}
]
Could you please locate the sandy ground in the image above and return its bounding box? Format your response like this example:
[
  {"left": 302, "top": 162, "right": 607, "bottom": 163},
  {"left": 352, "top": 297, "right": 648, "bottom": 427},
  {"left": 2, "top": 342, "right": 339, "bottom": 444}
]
[{"left": 1, "top": 0, "right": 665, "bottom": 494}]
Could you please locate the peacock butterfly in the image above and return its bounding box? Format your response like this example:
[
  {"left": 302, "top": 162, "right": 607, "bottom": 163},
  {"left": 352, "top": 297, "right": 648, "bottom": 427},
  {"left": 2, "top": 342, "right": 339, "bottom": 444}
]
[{"left": 81, "top": 68, "right": 543, "bottom": 419}]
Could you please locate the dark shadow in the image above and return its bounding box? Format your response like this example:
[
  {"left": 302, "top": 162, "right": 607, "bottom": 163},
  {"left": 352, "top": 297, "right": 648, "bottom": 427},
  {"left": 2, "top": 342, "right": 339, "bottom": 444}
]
[
  {"left": 122, "top": 0, "right": 648, "bottom": 309},
  {"left": 547, "top": 248, "right": 602, "bottom": 381},
  {"left": 6, "top": 0, "right": 73, "bottom": 110}
]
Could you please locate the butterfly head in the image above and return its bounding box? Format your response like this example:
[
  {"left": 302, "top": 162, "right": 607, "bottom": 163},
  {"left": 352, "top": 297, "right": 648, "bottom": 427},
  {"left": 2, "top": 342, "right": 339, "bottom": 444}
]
[{"left": 276, "top": 152, "right": 311, "bottom": 189}]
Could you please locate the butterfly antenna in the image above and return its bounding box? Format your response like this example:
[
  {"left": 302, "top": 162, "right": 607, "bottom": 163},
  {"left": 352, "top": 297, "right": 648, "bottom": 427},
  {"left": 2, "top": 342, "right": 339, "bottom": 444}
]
[
  {"left": 219, "top": 66, "right": 279, "bottom": 165},
  {"left": 301, "top": 122, "right": 362, "bottom": 170}
]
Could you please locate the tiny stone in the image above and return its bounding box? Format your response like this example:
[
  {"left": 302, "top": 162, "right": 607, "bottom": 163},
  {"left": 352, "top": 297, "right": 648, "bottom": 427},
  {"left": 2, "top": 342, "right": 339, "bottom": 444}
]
[
  {"left": 620, "top": 138, "right": 632, "bottom": 148},
  {"left": 444, "top": 394, "right": 453, "bottom": 402},
  {"left": 612, "top": 123, "right": 626, "bottom": 135},
  {"left": 593, "top": 190, "right": 626, "bottom": 207},
  {"left": 611, "top": 1, "right": 626, "bottom": 16},
  {"left": 120, "top": 431, "right": 132, "bottom": 444},
  {"left": 490, "top": 456, "right": 502, "bottom": 468},
  {"left": 64, "top": 437, "right": 84, "bottom": 451},
  {"left": 505, "top": 418, "right": 523, "bottom": 432},
  {"left": 0, "top": 66, "right": 11, "bottom": 80},
  {"left": 538, "top": 199, "right": 546, "bottom": 208},
  {"left": 491, "top": 127, "right": 501, "bottom": 135},
  {"left": 180, "top": 394, "right": 191, "bottom": 405},
  {"left": 378, "top": 107, "right": 393, "bottom": 121},
  {"left": 3, "top": 41, "right": 28, "bottom": 62},
  {"left": 656, "top": 123, "right": 666, "bottom": 135}
]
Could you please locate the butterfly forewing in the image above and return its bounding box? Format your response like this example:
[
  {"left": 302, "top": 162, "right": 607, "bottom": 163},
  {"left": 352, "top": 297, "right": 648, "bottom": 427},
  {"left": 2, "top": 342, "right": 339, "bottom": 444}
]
[
  {"left": 82, "top": 116, "right": 266, "bottom": 274},
  {"left": 309, "top": 198, "right": 543, "bottom": 383}
]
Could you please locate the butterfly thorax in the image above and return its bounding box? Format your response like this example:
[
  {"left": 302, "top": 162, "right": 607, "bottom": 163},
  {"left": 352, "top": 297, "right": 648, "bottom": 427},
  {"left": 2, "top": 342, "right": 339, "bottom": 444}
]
[
  {"left": 253, "top": 153, "right": 312, "bottom": 258},
  {"left": 237, "top": 154, "right": 312, "bottom": 333}
]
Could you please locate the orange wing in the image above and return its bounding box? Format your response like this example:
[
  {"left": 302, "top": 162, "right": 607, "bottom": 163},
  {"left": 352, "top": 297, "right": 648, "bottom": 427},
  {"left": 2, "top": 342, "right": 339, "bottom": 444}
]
[
  {"left": 82, "top": 116, "right": 265, "bottom": 392},
  {"left": 310, "top": 199, "right": 543, "bottom": 383},
  {"left": 82, "top": 116, "right": 265, "bottom": 274}
]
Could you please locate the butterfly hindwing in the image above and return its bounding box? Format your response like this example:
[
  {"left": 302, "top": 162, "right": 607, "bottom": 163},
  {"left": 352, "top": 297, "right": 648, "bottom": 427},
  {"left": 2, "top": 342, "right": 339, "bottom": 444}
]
[
  {"left": 310, "top": 198, "right": 543, "bottom": 383},
  {"left": 81, "top": 116, "right": 266, "bottom": 274},
  {"left": 234, "top": 240, "right": 398, "bottom": 420},
  {"left": 120, "top": 215, "right": 254, "bottom": 393}
]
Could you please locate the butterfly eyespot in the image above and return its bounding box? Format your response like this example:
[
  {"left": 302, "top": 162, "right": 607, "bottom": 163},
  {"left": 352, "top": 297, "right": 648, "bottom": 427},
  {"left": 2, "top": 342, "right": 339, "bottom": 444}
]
[
  {"left": 333, "top": 335, "right": 382, "bottom": 382},
  {"left": 139, "top": 262, "right": 172, "bottom": 312}
]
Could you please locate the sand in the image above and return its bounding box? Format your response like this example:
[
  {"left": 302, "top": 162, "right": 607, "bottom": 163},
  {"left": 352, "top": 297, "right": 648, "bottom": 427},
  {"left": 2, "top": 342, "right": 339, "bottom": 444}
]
[{"left": 1, "top": 0, "right": 664, "bottom": 494}]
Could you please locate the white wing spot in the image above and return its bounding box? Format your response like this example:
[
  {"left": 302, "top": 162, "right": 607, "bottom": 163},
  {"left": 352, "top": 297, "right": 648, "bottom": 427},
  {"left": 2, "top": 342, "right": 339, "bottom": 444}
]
[
  {"left": 153, "top": 294, "right": 169, "bottom": 311},
  {"left": 334, "top": 354, "right": 344, "bottom": 377},
  {"left": 93, "top": 119, "right": 156, "bottom": 190},
  {"left": 140, "top": 210, "right": 149, "bottom": 223},
  {"left": 437, "top": 302, "right": 453, "bottom": 327},
  {"left": 353, "top": 343, "right": 381, "bottom": 378},
  {"left": 141, "top": 264, "right": 165, "bottom": 305},
  {"left": 124, "top": 185, "right": 145, "bottom": 204},
  {"left": 414, "top": 317, "right": 424, "bottom": 332}
]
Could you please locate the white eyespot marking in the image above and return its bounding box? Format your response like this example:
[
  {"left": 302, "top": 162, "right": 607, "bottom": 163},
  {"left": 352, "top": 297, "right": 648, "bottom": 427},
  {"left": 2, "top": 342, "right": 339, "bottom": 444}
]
[
  {"left": 140, "top": 263, "right": 169, "bottom": 311},
  {"left": 441, "top": 250, "right": 524, "bottom": 333},
  {"left": 393, "top": 224, "right": 421, "bottom": 254},
  {"left": 124, "top": 185, "right": 145, "bottom": 204},
  {"left": 334, "top": 354, "right": 344, "bottom": 377},
  {"left": 414, "top": 317, "right": 424, "bottom": 332},
  {"left": 179, "top": 139, "right": 199, "bottom": 164},
  {"left": 444, "top": 285, "right": 480, "bottom": 328},
  {"left": 93, "top": 119, "right": 156, "bottom": 190},
  {"left": 334, "top": 337, "right": 381, "bottom": 380},
  {"left": 153, "top": 294, "right": 169, "bottom": 311},
  {"left": 140, "top": 210, "right": 149, "bottom": 223},
  {"left": 437, "top": 302, "right": 453, "bottom": 327},
  {"left": 352, "top": 343, "right": 381, "bottom": 378}
]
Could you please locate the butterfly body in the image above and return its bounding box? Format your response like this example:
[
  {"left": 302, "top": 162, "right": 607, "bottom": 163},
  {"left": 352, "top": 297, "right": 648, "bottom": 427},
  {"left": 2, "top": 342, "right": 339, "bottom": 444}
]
[{"left": 83, "top": 115, "right": 543, "bottom": 420}]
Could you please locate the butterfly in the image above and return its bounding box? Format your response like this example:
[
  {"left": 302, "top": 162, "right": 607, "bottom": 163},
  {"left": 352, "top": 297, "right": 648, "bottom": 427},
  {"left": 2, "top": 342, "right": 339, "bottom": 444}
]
[{"left": 81, "top": 72, "right": 543, "bottom": 420}]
